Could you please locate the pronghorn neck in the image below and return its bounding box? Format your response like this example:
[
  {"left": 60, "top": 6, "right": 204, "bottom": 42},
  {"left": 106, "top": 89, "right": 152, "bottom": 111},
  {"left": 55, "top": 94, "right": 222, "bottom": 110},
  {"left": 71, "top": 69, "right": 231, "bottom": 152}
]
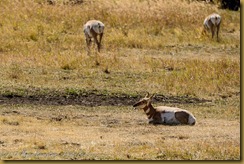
[{"left": 143, "top": 103, "right": 156, "bottom": 119}]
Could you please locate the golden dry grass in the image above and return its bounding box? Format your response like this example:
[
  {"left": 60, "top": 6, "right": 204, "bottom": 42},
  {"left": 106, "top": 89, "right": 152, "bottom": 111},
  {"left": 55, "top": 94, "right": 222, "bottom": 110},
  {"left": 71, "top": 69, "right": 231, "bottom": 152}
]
[
  {"left": 0, "top": 0, "right": 240, "bottom": 99},
  {"left": 0, "top": 0, "right": 240, "bottom": 160}
]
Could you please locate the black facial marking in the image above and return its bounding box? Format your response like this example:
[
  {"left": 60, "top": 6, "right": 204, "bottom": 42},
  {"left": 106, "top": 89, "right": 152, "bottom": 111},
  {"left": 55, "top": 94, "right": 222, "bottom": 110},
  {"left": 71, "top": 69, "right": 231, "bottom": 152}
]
[{"left": 133, "top": 100, "right": 146, "bottom": 107}]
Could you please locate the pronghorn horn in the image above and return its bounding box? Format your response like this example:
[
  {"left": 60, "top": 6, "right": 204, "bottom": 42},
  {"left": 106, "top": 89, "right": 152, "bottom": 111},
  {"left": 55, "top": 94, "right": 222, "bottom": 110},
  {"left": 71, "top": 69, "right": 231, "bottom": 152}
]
[
  {"left": 146, "top": 93, "right": 155, "bottom": 106},
  {"left": 149, "top": 93, "right": 155, "bottom": 99}
]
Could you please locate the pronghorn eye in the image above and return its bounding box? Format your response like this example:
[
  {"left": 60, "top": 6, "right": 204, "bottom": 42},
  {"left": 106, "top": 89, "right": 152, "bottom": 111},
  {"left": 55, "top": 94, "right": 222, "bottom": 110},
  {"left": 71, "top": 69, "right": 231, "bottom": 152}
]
[{"left": 139, "top": 101, "right": 146, "bottom": 105}]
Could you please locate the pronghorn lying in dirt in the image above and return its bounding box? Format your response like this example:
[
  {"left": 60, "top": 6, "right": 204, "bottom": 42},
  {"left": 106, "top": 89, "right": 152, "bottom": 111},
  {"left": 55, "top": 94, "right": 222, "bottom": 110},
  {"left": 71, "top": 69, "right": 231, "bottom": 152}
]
[
  {"left": 133, "top": 93, "right": 196, "bottom": 125},
  {"left": 83, "top": 20, "right": 105, "bottom": 54},
  {"left": 202, "top": 13, "right": 221, "bottom": 41}
]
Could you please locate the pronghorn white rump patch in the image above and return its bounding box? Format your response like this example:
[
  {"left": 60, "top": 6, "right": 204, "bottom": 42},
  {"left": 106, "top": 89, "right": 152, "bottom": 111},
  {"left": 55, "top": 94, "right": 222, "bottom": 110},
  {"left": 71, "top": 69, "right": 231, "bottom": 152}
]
[
  {"left": 83, "top": 20, "right": 104, "bottom": 38},
  {"left": 188, "top": 114, "right": 197, "bottom": 125},
  {"left": 204, "top": 13, "right": 221, "bottom": 29}
]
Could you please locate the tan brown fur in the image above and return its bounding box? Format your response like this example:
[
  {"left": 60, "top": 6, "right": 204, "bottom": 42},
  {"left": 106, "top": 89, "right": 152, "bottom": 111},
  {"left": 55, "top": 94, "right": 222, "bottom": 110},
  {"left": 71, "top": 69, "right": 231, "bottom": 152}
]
[
  {"left": 175, "top": 111, "right": 190, "bottom": 124},
  {"left": 143, "top": 103, "right": 163, "bottom": 124},
  {"left": 133, "top": 93, "right": 196, "bottom": 125}
]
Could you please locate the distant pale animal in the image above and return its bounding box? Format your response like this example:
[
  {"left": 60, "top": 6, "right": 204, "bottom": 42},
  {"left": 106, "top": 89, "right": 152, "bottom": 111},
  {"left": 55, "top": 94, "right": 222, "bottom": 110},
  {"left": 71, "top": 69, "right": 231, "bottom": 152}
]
[
  {"left": 133, "top": 93, "right": 196, "bottom": 125},
  {"left": 202, "top": 13, "right": 221, "bottom": 41},
  {"left": 83, "top": 20, "right": 105, "bottom": 54}
]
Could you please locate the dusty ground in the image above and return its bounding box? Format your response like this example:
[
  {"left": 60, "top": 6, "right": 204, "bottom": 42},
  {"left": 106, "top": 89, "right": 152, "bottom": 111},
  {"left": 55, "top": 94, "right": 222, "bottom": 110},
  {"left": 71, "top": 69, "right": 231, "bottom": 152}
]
[
  {"left": 0, "top": 92, "right": 212, "bottom": 106},
  {"left": 0, "top": 97, "right": 240, "bottom": 160}
]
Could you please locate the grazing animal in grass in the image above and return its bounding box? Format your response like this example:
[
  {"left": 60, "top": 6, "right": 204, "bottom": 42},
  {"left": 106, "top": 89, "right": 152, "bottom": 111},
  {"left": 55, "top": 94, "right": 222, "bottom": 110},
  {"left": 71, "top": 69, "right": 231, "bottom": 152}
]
[
  {"left": 202, "top": 13, "right": 221, "bottom": 41},
  {"left": 133, "top": 93, "right": 196, "bottom": 125},
  {"left": 83, "top": 20, "right": 104, "bottom": 54}
]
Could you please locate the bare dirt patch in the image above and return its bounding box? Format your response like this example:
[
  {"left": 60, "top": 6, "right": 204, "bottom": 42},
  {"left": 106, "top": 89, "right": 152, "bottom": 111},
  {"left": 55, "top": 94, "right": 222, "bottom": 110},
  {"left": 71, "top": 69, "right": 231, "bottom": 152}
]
[{"left": 0, "top": 92, "right": 212, "bottom": 106}]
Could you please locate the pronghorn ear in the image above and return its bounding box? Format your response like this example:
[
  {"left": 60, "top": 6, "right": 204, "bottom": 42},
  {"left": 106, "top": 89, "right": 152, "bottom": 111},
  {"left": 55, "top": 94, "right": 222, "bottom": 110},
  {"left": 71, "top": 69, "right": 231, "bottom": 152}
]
[{"left": 145, "top": 92, "right": 150, "bottom": 98}]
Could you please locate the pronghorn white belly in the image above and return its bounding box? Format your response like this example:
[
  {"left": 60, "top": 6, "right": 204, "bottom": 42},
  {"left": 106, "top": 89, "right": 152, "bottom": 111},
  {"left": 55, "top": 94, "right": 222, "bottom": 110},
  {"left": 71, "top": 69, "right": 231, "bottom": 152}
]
[
  {"left": 161, "top": 112, "right": 180, "bottom": 124},
  {"left": 204, "top": 13, "right": 221, "bottom": 29},
  {"left": 210, "top": 14, "right": 221, "bottom": 26},
  {"left": 155, "top": 106, "right": 196, "bottom": 125}
]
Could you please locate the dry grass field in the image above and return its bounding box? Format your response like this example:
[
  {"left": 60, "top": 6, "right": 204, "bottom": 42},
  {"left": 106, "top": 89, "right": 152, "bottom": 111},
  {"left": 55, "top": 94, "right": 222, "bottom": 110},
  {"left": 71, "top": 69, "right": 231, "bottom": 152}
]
[
  {"left": 0, "top": 99, "right": 240, "bottom": 160},
  {"left": 0, "top": 0, "right": 241, "bottom": 160}
]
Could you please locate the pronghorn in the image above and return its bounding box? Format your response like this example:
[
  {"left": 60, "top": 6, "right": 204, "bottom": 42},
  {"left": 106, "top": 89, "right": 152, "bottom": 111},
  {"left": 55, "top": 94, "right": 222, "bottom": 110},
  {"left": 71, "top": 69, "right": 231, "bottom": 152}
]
[
  {"left": 133, "top": 93, "right": 196, "bottom": 125},
  {"left": 83, "top": 20, "right": 105, "bottom": 54},
  {"left": 202, "top": 13, "right": 221, "bottom": 41}
]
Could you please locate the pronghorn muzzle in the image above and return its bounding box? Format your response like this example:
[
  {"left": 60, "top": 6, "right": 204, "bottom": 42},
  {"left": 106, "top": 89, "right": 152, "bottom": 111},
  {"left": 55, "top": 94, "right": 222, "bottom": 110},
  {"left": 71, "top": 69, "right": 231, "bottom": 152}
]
[{"left": 133, "top": 100, "right": 147, "bottom": 109}]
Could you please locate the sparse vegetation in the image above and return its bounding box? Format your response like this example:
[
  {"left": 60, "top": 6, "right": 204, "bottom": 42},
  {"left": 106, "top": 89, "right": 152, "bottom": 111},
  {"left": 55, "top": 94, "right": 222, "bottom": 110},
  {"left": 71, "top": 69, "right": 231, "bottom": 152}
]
[
  {"left": 0, "top": 0, "right": 240, "bottom": 98},
  {"left": 0, "top": 0, "right": 240, "bottom": 160},
  {"left": 0, "top": 102, "right": 240, "bottom": 160}
]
